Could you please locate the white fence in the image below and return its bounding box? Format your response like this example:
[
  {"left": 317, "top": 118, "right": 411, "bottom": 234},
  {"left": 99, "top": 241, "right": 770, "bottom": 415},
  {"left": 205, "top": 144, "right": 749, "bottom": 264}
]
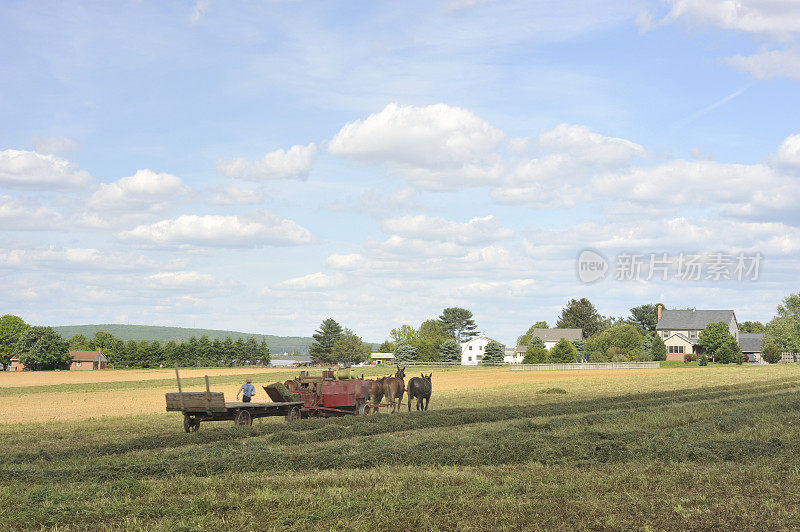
[{"left": 510, "top": 362, "right": 660, "bottom": 371}]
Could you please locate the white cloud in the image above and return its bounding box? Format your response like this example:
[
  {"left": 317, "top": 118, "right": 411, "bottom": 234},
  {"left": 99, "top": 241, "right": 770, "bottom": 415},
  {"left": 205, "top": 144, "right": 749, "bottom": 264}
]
[
  {"left": 326, "top": 253, "right": 364, "bottom": 270},
  {"left": 325, "top": 187, "right": 422, "bottom": 217},
  {"left": 0, "top": 246, "right": 159, "bottom": 272},
  {"left": 31, "top": 136, "right": 80, "bottom": 155},
  {"left": 146, "top": 271, "right": 217, "bottom": 288},
  {"left": 273, "top": 272, "right": 344, "bottom": 291},
  {"left": 652, "top": 0, "right": 800, "bottom": 41},
  {"left": 366, "top": 235, "right": 465, "bottom": 258},
  {"left": 328, "top": 103, "right": 504, "bottom": 190},
  {"left": 0, "top": 195, "right": 62, "bottom": 231},
  {"left": 726, "top": 48, "right": 800, "bottom": 81},
  {"left": 538, "top": 123, "right": 646, "bottom": 167},
  {"left": 190, "top": 0, "right": 210, "bottom": 24},
  {"left": 209, "top": 184, "right": 263, "bottom": 205},
  {"left": 117, "top": 213, "right": 313, "bottom": 248},
  {"left": 216, "top": 143, "right": 317, "bottom": 181},
  {"left": 774, "top": 133, "right": 800, "bottom": 168},
  {"left": 381, "top": 214, "right": 513, "bottom": 244},
  {"left": 456, "top": 278, "right": 538, "bottom": 298},
  {"left": 0, "top": 150, "right": 92, "bottom": 190},
  {"left": 88, "top": 169, "right": 189, "bottom": 212}
]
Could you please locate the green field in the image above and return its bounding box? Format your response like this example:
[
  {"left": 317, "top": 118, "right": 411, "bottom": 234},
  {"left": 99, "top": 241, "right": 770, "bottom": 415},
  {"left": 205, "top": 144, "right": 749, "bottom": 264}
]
[{"left": 2, "top": 366, "right": 800, "bottom": 530}]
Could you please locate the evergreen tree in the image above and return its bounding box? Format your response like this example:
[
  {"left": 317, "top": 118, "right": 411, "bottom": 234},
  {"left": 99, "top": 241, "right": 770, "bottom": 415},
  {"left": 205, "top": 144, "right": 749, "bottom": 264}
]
[
  {"left": 197, "top": 335, "right": 212, "bottom": 365},
  {"left": 149, "top": 341, "right": 164, "bottom": 367},
  {"left": 549, "top": 338, "right": 578, "bottom": 363},
  {"left": 68, "top": 334, "right": 91, "bottom": 350},
  {"left": 523, "top": 346, "right": 548, "bottom": 364},
  {"left": 244, "top": 337, "right": 259, "bottom": 363},
  {"left": 557, "top": 298, "right": 604, "bottom": 338},
  {"left": 651, "top": 334, "right": 667, "bottom": 361},
  {"left": 482, "top": 340, "right": 505, "bottom": 365},
  {"left": 438, "top": 339, "right": 461, "bottom": 363},
  {"left": 222, "top": 337, "right": 235, "bottom": 365},
  {"left": 762, "top": 342, "right": 781, "bottom": 364},
  {"left": 258, "top": 339, "right": 271, "bottom": 366},
  {"left": 437, "top": 307, "right": 479, "bottom": 342},
  {"left": 234, "top": 337, "right": 247, "bottom": 362},
  {"left": 309, "top": 318, "right": 344, "bottom": 364},
  {"left": 393, "top": 343, "right": 417, "bottom": 364},
  {"left": 163, "top": 340, "right": 178, "bottom": 364},
  {"left": 211, "top": 338, "right": 224, "bottom": 364}
]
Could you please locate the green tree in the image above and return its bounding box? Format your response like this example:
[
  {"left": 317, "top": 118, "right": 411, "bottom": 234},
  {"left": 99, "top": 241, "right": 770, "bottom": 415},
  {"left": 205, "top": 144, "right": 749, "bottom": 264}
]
[
  {"left": 16, "top": 327, "right": 71, "bottom": 370},
  {"left": 517, "top": 321, "right": 548, "bottom": 346},
  {"left": 377, "top": 340, "right": 395, "bottom": 353},
  {"left": 234, "top": 337, "right": 247, "bottom": 362},
  {"left": 438, "top": 339, "right": 461, "bottom": 363},
  {"left": 437, "top": 307, "right": 479, "bottom": 342},
  {"left": 413, "top": 319, "right": 448, "bottom": 361},
  {"left": 557, "top": 298, "right": 603, "bottom": 338},
  {"left": 309, "top": 318, "right": 344, "bottom": 364},
  {"left": 244, "top": 337, "right": 259, "bottom": 363},
  {"left": 572, "top": 338, "right": 586, "bottom": 362},
  {"left": 258, "top": 339, "right": 271, "bottom": 366},
  {"left": 549, "top": 338, "right": 578, "bottom": 363},
  {"left": 585, "top": 324, "right": 643, "bottom": 358},
  {"left": 393, "top": 343, "right": 417, "bottom": 364},
  {"left": 163, "top": 340, "right": 178, "bottom": 364},
  {"left": 210, "top": 338, "right": 224, "bottom": 363},
  {"left": 67, "top": 334, "right": 91, "bottom": 351},
  {"left": 197, "top": 335, "right": 213, "bottom": 365},
  {"left": 482, "top": 340, "right": 505, "bottom": 365},
  {"left": 390, "top": 324, "right": 417, "bottom": 346},
  {"left": 716, "top": 336, "right": 741, "bottom": 365},
  {"left": 699, "top": 353, "right": 709, "bottom": 366},
  {"left": 332, "top": 328, "right": 369, "bottom": 365},
  {"left": 762, "top": 342, "right": 781, "bottom": 364},
  {"left": 628, "top": 304, "right": 659, "bottom": 332},
  {"left": 523, "top": 346, "right": 548, "bottom": 364},
  {"left": 222, "top": 337, "right": 235, "bottom": 365},
  {"left": 765, "top": 293, "right": 800, "bottom": 353},
  {"left": 651, "top": 334, "right": 667, "bottom": 361},
  {"left": 739, "top": 320, "right": 766, "bottom": 333},
  {"left": 0, "top": 314, "right": 29, "bottom": 369},
  {"left": 698, "top": 322, "right": 734, "bottom": 361},
  {"left": 90, "top": 332, "right": 124, "bottom": 364},
  {"left": 149, "top": 341, "right": 164, "bottom": 367}
]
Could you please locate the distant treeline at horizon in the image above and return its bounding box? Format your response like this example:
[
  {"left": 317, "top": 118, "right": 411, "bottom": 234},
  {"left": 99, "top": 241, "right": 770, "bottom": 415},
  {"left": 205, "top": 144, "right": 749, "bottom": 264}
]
[{"left": 52, "top": 323, "right": 313, "bottom": 355}]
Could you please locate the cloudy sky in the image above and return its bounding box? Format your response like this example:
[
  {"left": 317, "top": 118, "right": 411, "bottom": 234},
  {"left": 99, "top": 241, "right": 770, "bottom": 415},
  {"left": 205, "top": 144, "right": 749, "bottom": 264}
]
[{"left": 2, "top": 0, "right": 800, "bottom": 344}]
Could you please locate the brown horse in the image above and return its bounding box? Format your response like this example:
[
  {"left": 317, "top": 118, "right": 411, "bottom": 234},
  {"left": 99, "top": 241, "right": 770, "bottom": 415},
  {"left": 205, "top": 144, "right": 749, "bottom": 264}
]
[
  {"left": 382, "top": 366, "right": 406, "bottom": 413},
  {"left": 367, "top": 376, "right": 386, "bottom": 404}
]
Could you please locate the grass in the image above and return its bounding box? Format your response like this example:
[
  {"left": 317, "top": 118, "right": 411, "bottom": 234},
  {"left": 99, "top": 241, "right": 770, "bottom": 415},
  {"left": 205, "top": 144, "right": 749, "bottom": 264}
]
[{"left": 2, "top": 365, "right": 800, "bottom": 530}]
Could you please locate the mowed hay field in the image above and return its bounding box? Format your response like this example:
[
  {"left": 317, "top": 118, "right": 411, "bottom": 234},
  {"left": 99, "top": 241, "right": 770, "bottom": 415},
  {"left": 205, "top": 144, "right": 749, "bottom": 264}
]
[{"left": 3, "top": 365, "right": 800, "bottom": 530}]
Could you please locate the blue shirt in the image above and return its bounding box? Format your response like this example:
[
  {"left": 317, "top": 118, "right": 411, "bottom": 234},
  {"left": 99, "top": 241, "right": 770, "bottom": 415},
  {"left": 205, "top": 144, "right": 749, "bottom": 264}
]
[{"left": 241, "top": 383, "right": 255, "bottom": 397}]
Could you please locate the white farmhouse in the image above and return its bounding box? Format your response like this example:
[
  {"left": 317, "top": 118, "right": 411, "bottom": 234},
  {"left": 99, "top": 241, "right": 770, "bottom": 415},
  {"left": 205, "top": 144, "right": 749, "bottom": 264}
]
[{"left": 460, "top": 335, "right": 504, "bottom": 365}]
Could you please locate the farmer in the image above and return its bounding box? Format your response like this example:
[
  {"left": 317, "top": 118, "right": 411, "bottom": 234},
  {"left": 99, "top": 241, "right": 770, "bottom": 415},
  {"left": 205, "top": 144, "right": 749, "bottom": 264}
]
[{"left": 237, "top": 378, "right": 255, "bottom": 403}]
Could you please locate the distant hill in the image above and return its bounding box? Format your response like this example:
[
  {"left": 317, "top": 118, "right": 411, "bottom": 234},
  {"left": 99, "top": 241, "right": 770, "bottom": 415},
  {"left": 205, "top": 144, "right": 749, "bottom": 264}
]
[{"left": 51, "top": 324, "right": 313, "bottom": 355}]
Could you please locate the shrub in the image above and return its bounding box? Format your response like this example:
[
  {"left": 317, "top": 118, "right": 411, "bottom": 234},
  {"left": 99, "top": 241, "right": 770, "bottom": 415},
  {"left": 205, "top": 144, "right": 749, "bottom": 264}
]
[
  {"left": 716, "top": 337, "right": 741, "bottom": 365},
  {"left": 651, "top": 334, "right": 667, "bottom": 361},
  {"left": 438, "top": 339, "right": 461, "bottom": 363},
  {"left": 549, "top": 339, "right": 578, "bottom": 363},
  {"left": 523, "top": 346, "right": 548, "bottom": 364},
  {"left": 684, "top": 354, "right": 693, "bottom": 364},
  {"left": 699, "top": 354, "right": 708, "bottom": 366},
  {"left": 537, "top": 387, "right": 567, "bottom": 394},
  {"left": 762, "top": 342, "right": 781, "bottom": 364}
]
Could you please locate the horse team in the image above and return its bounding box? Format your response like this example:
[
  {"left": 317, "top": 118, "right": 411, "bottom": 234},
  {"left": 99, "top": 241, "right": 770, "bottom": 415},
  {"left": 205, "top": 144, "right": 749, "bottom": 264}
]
[{"left": 367, "top": 366, "right": 433, "bottom": 413}]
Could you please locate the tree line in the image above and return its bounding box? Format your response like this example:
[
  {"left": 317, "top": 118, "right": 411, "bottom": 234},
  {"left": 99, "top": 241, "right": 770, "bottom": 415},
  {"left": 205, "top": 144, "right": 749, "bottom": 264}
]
[{"left": 0, "top": 315, "right": 270, "bottom": 370}]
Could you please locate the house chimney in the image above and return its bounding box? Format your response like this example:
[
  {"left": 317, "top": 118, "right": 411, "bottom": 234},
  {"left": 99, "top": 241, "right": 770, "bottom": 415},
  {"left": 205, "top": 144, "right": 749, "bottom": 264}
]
[{"left": 657, "top": 304, "right": 663, "bottom": 322}]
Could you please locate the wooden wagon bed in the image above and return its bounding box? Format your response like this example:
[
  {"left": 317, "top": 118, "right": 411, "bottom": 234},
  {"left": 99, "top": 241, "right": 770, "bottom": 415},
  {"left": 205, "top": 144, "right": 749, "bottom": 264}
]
[{"left": 165, "top": 372, "right": 304, "bottom": 432}]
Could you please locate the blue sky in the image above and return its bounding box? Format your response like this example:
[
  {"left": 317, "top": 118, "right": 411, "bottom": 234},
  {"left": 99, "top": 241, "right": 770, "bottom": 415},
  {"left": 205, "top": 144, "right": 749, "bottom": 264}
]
[{"left": 2, "top": 0, "right": 800, "bottom": 344}]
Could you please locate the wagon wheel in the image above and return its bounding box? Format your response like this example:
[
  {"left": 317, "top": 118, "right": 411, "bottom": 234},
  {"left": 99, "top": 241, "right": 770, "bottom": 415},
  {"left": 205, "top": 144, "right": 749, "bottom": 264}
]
[
  {"left": 183, "top": 414, "right": 200, "bottom": 433},
  {"left": 285, "top": 406, "right": 301, "bottom": 423},
  {"left": 357, "top": 402, "right": 371, "bottom": 416},
  {"left": 234, "top": 409, "right": 252, "bottom": 427}
]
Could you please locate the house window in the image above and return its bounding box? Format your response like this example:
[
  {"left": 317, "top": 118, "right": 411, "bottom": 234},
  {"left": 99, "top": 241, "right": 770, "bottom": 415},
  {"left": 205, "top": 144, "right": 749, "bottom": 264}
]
[
  {"left": 469, "top": 346, "right": 473, "bottom": 350},
  {"left": 689, "top": 330, "right": 697, "bottom": 338},
  {"left": 75, "top": 362, "right": 82, "bottom": 367},
  {"left": 468, "top": 356, "right": 472, "bottom": 362},
  {"left": 479, "top": 345, "right": 483, "bottom": 350},
  {"left": 477, "top": 355, "right": 483, "bottom": 360},
  {"left": 668, "top": 346, "right": 685, "bottom": 354},
  {"left": 663, "top": 331, "right": 670, "bottom": 338}
]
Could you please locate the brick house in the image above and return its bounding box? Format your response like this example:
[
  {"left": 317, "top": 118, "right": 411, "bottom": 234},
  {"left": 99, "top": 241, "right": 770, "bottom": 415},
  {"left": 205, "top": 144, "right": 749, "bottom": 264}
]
[{"left": 7, "top": 350, "right": 107, "bottom": 371}]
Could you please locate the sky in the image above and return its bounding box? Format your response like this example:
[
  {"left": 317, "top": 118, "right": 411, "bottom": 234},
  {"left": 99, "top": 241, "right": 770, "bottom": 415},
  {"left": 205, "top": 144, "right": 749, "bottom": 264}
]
[{"left": 2, "top": 0, "right": 800, "bottom": 345}]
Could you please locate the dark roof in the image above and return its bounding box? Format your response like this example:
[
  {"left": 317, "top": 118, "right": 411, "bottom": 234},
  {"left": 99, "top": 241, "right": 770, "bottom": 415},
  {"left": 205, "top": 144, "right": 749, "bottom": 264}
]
[
  {"left": 739, "top": 333, "right": 764, "bottom": 353},
  {"left": 69, "top": 350, "right": 106, "bottom": 362},
  {"left": 656, "top": 310, "right": 735, "bottom": 330},
  {"left": 531, "top": 328, "right": 582, "bottom": 342}
]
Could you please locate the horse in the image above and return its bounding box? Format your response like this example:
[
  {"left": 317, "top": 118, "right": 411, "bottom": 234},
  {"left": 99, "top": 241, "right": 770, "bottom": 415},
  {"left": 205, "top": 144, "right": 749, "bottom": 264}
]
[
  {"left": 407, "top": 373, "right": 432, "bottom": 411},
  {"left": 367, "top": 376, "right": 386, "bottom": 404},
  {"left": 382, "top": 366, "right": 406, "bottom": 413}
]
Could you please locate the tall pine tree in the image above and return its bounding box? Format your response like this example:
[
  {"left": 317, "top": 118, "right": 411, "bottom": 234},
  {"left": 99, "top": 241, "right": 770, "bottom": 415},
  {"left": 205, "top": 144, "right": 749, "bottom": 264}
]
[
  {"left": 437, "top": 307, "right": 479, "bottom": 343},
  {"left": 309, "top": 318, "right": 343, "bottom": 364}
]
